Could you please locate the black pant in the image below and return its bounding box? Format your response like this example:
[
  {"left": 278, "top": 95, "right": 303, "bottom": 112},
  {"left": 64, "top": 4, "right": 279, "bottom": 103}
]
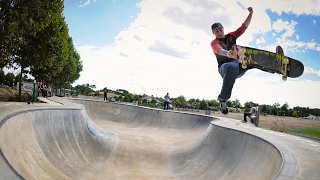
[
  {"left": 244, "top": 113, "right": 251, "bottom": 122},
  {"left": 104, "top": 93, "right": 107, "bottom": 101},
  {"left": 164, "top": 102, "right": 169, "bottom": 110},
  {"left": 41, "top": 89, "right": 47, "bottom": 97}
]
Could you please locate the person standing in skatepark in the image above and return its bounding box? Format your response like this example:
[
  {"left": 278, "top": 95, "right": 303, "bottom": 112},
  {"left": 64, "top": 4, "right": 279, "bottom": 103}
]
[
  {"left": 163, "top": 93, "right": 170, "bottom": 110},
  {"left": 211, "top": 7, "right": 253, "bottom": 114},
  {"left": 104, "top": 87, "right": 108, "bottom": 101}
]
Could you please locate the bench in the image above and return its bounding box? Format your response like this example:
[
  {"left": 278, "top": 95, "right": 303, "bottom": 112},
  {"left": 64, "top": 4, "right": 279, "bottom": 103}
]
[{"left": 249, "top": 106, "right": 260, "bottom": 127}]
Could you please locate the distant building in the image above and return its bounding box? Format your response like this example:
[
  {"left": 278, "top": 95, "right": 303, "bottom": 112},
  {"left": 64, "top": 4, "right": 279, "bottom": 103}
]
[
  {"left": 304, "top": 114, "right": 320, "bottom": 120},
  {"left": 141, "top": 96, "right": 153, "bottom": 103}
]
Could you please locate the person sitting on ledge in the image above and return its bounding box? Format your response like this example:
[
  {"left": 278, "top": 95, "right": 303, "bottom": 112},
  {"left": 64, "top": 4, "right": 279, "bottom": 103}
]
[{"left": 243, "top": 104, "right": 255, "bottom": 123}]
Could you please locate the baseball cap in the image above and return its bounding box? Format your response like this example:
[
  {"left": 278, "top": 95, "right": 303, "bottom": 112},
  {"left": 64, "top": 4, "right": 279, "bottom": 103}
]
[{"left": 211, "top": 22, "right": 223, "bottom": 30}]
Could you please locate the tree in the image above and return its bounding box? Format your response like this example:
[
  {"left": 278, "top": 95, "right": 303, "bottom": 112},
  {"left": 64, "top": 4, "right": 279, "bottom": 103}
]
[
  {"left": 273, "top": 102, "right": 280, "bottom": 115},
  {"left": 292, "top": 110, "right": 299, "bottom": 117},
  {"left": 176, "top": 95, "right": 186, "bottom": 102},
  {"left": 90, "top": 85, "right": 96, "bottom": 90},
  {"left": 174, "top": 95, "right": 187, "bottom": 107},
  {"left": 188, "top": 98, "right": 196, "bottom": 103},
  {"left": 0, "top": 0, "right": 64, "bottom": 66},
  {"left": 244, "top": 101, "right": 258, "bottom": 112},
  {"left": 0, "top": 0, "right": 65, "bottom": 98},
  {"left": 132, "top": 94, "right": 140, "bottom": 102},
  {"left": 207, "top": 99, "right": 219, "bottom": 108},
  {"left": 74, "top": 84, "right": 93, "bottom": 96},
  {"left": 0, "top": 69, "right": 5, "bottom": 84},
  {"left": 5, "top": 72, "right": 15, "bottom": 86},
  {"left": 281, "top": 102, "right": 289, "bottom": 111},
  {"left": 116, "top": 89, "right": 129, "bottom": 95},
  {"left": 199, "top": 99, "right": 208, "bottom": 110},
  {"left": 226, "top": 100, "right": 232, "bottom": 107},
  {"left": 230, "top": 99, "right": 241, "bottom": 108},
  {"left": 115, "top": 95, "right": 123, "bottom": 102},
  {"left": 123, "top": 94, "right": 132, "bottom": 102},
  {"left": 46, "top": 36, "right": 82, "bottom": 91}
]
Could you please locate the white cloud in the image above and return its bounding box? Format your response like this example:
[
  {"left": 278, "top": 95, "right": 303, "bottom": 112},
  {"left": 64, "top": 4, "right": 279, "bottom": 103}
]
[
  {"left": 272, "top": 19, "right": 297, "bottom": 42},
  {"left": 313, "top": 20, "right": 317, "bottom": 24},
  {"left": 253, "top": 38, "right": 320, "bottom": 56},
  {"left": 256, "top": 38, "right": 266, "bottom": 44},
  {"left": 305, "top": 67, "right": 320, "bottom": 77},
  {"left": 241, "top": 0, "right": 320, "bottom": 16},
  {"left": 78, "top": 0, "right": 98, "bottom": 7}
]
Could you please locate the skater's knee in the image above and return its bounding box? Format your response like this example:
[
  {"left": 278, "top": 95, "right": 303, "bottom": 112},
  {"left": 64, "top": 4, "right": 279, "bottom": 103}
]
[
  {"left": 225, "top": 67, "right": 238, "bottom": 79},
  {"left": 220, "top": 62, "right": 239, "bottom": 79},
  {"left": 224, "top": 63, "right": 238, "bottom": 74}
]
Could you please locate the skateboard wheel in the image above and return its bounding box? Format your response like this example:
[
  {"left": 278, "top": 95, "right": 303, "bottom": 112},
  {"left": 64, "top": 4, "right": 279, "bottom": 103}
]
[
  {"left": 282, "top": 76, "right": 287, "bottom": 81},
  {"left": 242, "top": 64, "right": 247, "bottom": 69},
  {"left": 283, "top": 58, "right": 289, "bottom": 65}
]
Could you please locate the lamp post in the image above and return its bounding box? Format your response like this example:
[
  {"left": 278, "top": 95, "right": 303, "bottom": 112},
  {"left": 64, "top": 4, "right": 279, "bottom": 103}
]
[{"left": 33, "top": 80, "right": 37, "bottom": 100}]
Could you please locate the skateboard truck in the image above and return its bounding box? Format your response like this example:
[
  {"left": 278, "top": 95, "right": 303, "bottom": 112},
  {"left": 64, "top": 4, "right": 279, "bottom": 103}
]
[
  {"left": 232, "top": 45, "right": 248, "bottom": 69},
  {"left": 242, "top": 55, "right": 248, "bottom": 69},
  {"left": 282, "top": 58, "right": 289, "bottom": 81},
  {"left": 241, "top": 48, "right": 248, "bottom": 69}
]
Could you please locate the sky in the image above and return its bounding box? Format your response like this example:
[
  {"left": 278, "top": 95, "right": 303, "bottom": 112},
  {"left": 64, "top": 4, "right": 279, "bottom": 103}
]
[{"left": 60, "top": 0, "right": 320, "bottom": 108}]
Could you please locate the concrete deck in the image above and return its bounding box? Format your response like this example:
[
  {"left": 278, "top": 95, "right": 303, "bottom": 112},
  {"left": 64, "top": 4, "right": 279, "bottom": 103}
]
[{"left": 0, "top": 97, "right": 319, "bottom": 180}]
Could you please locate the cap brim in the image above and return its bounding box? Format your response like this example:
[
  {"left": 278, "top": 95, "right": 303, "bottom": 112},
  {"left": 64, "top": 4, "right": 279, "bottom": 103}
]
[{"left": 212, "top": 27, "right": 223, "bottom": 31}]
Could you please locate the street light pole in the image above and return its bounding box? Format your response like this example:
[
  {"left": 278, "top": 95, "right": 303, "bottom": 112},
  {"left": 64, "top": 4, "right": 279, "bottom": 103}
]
[{"left": 32, "top": 79, "right": 37, "bottom": 103}]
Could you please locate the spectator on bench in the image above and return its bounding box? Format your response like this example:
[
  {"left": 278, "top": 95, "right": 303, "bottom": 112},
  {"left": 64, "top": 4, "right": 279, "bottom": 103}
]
[{"left": 243, "top": 104, "right": 255, "bottom": 123}]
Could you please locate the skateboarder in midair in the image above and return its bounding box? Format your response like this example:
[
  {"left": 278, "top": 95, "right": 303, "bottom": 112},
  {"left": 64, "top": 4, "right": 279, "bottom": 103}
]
[{"left": 211, "top": 7, "right": 253, "bottom": 114}]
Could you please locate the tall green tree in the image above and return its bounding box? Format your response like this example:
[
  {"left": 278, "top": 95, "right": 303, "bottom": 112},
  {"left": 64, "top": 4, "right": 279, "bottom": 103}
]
[
  {"left": 51, "top": 37, "right": 82, "bottom": 89},
  {"left": 0, "top": 0, "right": 64, "bottom": 68},
  {"left": 27, "top": 15, "right": 69, "bottom": 82},
  {"left": 0, "top": 0, "right": 65, "bottom": 98}
]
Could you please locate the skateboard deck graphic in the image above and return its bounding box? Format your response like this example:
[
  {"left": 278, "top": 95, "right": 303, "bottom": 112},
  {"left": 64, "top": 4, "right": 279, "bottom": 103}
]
[{"left": 234, "top": 45, "right": 304, "bottom": 80}]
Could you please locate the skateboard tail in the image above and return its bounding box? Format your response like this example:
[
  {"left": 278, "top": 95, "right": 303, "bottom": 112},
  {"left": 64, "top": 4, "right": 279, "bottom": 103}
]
[{"left": 288, "top": 58, "right": 304, "bottom": 78}]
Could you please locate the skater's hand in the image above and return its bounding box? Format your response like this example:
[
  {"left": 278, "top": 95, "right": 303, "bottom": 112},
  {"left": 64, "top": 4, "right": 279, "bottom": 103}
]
[
  {"left": 248, "top": 7, "right": 253, "bottom": 14},
  {"left": 227, "top": 47, "right": 237, "bottom": 59}
]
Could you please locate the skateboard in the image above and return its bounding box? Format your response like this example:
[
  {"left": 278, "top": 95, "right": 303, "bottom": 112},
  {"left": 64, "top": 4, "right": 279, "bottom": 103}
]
[{"left": 233, "top": 45, "right": 304, "bottom": 80}]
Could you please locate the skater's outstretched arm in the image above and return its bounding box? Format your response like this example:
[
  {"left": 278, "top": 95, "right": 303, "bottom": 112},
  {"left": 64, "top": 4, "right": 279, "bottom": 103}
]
[{"left": 243, "top": 7, "right": 253, "bottom": 28}]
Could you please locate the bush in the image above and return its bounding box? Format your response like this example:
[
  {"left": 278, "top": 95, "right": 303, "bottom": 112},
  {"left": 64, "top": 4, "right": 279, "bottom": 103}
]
[{"left": 0, "top": 88, "right": 33, "bottom": 102}]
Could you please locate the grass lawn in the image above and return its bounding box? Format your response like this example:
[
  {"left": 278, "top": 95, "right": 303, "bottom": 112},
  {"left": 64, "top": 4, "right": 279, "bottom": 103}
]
[{"left": 290, "top": 126, "right": 320, "bottom": 138}]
